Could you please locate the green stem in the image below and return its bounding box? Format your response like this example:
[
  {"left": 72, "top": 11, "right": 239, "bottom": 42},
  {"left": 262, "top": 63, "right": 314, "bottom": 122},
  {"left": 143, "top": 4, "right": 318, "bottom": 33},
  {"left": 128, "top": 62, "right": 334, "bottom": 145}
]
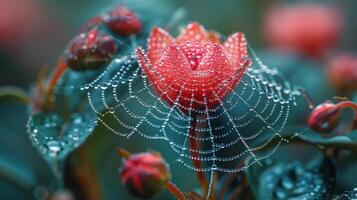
[
  {"left": 0, "top": 86, "right": 30, "bottom": 104},
  {"left": 336, "top": 101, "right": 357, "bottom": 130},
  {"left": 49, "top": 158, "right": 65, "bottom": 190}
]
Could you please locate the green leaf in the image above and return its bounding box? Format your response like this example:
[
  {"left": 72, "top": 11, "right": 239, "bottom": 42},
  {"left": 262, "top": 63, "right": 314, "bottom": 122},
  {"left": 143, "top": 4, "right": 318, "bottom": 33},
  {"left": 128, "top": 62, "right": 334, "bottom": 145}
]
[
  {"left": 297, "top": 128, "right": 357, "bottom": 152},
  {"left": 245, "top": 145, "right": 335, "bottom": 200},
  {"left": 0, "top": 86, "right": 30, "bottom": 104},
  {"left": 0, "top": 156, "right": 36, "bottom": 194},
  {"left": 27, "top": 112, "right": 97, "bottom": 161}
]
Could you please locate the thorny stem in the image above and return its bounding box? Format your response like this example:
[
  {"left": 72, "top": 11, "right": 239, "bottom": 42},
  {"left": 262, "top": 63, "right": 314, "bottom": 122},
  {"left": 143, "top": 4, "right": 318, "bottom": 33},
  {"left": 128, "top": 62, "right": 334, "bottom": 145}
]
[
  {"left": 43, "top": 58, "right": 68, "bottom": 111},
  {"left": 165, "top": 181, "right": 186, "bottom": 200},
  {"left": 189, "top": 115, "right": 209, "bottom": 194}
]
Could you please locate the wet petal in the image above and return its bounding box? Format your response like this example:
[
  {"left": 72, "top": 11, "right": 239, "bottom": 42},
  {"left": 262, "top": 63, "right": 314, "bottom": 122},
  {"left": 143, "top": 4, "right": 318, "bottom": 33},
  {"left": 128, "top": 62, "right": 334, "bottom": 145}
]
[
  {"left": 197, "top": 43, "right": 231, "bottom": 74},
  {"left": 156, "top": 44, "right": 191, "bottom": 81},
  {"left": 223, "top": 32, "right": 248, "bottom": 68},
  {"left": 178, "top": 40, "right": 207, "bottom": 70},
  {"left": 176, "top": 22, "right": 209, "bottom": 43},
  {"left": 147, "top": 27, "right": 174, "bottom": 63}
]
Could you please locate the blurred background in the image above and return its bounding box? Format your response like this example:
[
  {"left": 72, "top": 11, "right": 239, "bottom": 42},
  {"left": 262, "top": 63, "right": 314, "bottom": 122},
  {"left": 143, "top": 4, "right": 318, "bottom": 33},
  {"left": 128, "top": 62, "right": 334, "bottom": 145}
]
[{"left": 1, "top": 0, "right": 357, "bottom": 199}]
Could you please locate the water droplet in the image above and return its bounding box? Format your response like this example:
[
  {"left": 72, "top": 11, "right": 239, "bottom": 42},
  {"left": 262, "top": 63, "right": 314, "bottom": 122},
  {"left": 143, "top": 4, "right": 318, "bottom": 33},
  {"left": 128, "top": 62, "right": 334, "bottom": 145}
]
[
  {"left": 47, "top": 141, "right": 61, "bottom": 156},
  {"left": 281, "top": 176, "right": 294, "bottom": 190},
  {"left": 109, "top": 108, "right": 115, "bottom": 114}
]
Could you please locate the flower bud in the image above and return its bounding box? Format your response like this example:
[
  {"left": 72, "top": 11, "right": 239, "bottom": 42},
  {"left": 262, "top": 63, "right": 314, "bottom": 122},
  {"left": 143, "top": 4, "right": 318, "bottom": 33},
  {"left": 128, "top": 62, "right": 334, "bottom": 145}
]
[
  {"left": 65, "top": 29, "right": 117, "bottom": 71},
  {"left": 263, "top": 4, "right": 342, "bottom": 57},
  {"left": 328, "top": 54, "right": 357, "bottom": 92},
  {"left": 307, "top": 103, "right": 340, "bottom": 133},
  {"left": 120, "top": 152, "right": 170, "bottom": 199},
  {"left": 104, "top": 6, "right": 141, "bottom": 36}
]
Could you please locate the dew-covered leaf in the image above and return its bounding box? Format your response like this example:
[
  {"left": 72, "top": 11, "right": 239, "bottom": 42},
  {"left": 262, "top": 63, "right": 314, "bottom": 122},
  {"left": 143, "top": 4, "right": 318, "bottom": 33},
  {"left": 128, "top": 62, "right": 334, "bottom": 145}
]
[
  {"left": 331, "top": 188, "right": 357, "bottom": 200},
  {"left": 245, "top": 145, "right": 335, "bottom": 200},
  {"left": 27, "top": 112, "right": 97, "bottom": 161},
  {"left": 297, "top": 128, "right": 357, "bottom": 152}
]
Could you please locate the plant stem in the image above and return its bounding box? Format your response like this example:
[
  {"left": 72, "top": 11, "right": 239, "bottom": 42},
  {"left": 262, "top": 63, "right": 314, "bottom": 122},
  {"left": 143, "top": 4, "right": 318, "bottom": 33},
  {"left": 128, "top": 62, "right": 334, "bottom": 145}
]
[
  {"left": 50, "top": 158, "right": 65, "bottom": 189},
  {"left": 189, "top": 115, "right": 209, "bottom": 194},
  {"left": 69, "top": 148, "right": 103, "bottom": 200},
  {"left": 216, "top": 161, "right": 244, "bottom": 200},
  {"left": 217, "top": 173, "right": 238, "bottom": 200},
  {"left": 165, "top": 181, "right": 186, "bottom": 200},
  {"left": 336, "top": 101, "right": 357, "bottom": 130},
  {"left": 228, "top": 175, "right": 247, "bottom": 200},
  {"left": 43, "top": 58, "right": 68, "bottom": 111}
]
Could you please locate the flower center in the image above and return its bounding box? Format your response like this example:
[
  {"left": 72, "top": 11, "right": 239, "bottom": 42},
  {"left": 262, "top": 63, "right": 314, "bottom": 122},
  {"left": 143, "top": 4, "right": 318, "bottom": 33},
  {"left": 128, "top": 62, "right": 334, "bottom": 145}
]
[{"left": 179, "top": 41, "right": 206, "bottom": 71}]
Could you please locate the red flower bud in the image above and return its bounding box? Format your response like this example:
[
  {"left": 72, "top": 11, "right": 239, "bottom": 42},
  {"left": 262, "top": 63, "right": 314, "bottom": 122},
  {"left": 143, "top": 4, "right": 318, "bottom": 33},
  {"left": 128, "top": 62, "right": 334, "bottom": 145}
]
[
  {"left": 307, "top": 103, "right": 340, "bottom": 133},
  {"left": 104, "top": 6, "right": 141, "bottom": 36},
  {"left": 264, "top": 4, "right": 342, "bottom": 57},
  {"left": 328, "top": 54, "right": 357, "bottom": 92},
  {"left": 120, "top": 152, "right": 170, "bottom": 199},
  {"left": 65, "top": 29, "right": 117, "bottom": 71}
]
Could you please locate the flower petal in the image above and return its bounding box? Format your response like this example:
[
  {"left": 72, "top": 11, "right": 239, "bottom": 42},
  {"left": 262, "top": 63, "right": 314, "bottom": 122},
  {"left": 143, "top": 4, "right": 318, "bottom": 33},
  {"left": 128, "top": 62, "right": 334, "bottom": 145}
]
[
  {"left": 156, "top": 44, "right": 191, "bottom": 82},
  {"left": 176, "top": 22, "right": 209, "bottom": 43},
  {"left": 197, "top": 44, "right": 230, "bottom": 71},
  {"left": 147, "top": 27, "right": 174, "bottom": 64},
  {"left": 223, "top": 32, "right": 248, "bottom": 68}
]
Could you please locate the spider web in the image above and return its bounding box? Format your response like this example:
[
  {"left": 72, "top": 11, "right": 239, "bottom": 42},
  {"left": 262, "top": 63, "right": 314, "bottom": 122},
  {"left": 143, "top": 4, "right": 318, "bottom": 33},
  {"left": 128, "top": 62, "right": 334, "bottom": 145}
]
[{"left": 66, "top": 39, "right": 302, "bottom": 173}]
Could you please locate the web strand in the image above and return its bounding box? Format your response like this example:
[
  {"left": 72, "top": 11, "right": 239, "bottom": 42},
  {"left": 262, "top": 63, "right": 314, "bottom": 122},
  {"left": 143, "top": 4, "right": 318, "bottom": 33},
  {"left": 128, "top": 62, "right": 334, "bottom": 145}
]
[{"left": 58, "top": 43, "right": 301, "bottom": 173}]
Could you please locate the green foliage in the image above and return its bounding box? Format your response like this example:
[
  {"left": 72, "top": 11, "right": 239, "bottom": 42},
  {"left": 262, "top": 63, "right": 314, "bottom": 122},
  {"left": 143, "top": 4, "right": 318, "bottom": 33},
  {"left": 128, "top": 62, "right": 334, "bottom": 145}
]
[{"left": 246, "top": 145, "right": 336, "bottom": 200}]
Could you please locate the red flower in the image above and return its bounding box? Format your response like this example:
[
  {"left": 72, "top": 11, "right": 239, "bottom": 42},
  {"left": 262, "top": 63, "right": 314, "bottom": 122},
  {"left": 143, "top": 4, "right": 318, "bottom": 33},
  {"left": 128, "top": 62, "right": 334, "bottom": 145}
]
[
  {"left": 136, "top": 22, "right": 251, "bottom": 113},
  {"left": 104, "top": 6, "right": 141, "bottom": 36},
  {"left": 65, "top": 29, "right": 117, "bottom": 71},
  {"left": 328, "top": 54, "right": 357, "bottom": 92},
  {"left": 264, "top": 4, "right": 342, "bottom": 57},
  {"left": 121, "top": 152, "right": 170, "bottom": 199}
]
